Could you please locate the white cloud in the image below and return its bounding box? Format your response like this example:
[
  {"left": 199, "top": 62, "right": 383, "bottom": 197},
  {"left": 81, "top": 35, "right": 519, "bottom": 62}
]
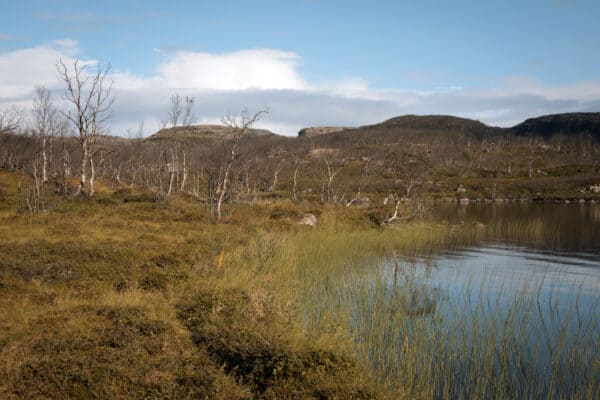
[
  {"left": 0, "top": 39, "right": 599, "bottom": 136},
  {"left": 155, "top": 49, "right": 307, "bottom": 91},
  {"left": 0, "top": 39, "right": 94, "bottom": 100}
]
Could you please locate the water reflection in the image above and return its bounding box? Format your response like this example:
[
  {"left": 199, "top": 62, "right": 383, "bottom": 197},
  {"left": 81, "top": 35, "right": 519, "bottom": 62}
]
[
  {"left": 378, "top": 204, "right": 600, "bottom": 396},
  {"left": 428, "top": 202, "right": 600, "bottom": 253}
]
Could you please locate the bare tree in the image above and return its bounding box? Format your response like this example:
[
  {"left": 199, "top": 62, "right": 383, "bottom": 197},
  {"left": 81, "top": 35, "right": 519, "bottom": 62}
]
[
  {"left": 167, "top": 93, "right": 195, "bottom": 127},
  {"left": 291, "top": 158, "right": 302, "bottom": 202},
  {"left": 167, "top": 94, "right": 182, "bottom": 128},
  {"left": 215, "top": 107, "right": 269, "bottom": 219},
  {"left": 346, "top": 160, "right": 370, "bottom": 207},
  {"left": 383, "top": 147, "right": 430, "bottom": 224},
  {"left": 57, "top": 58, "right": 114, "bottom": 196},
  {"left": 32, "top": 86, "right": 59, "bottom": 182},
  {"left": 0, "top": 107, "right": 23, "bottom": 134},
  {"left": 182, "top": 96, "right": 195, "bottom": 126}
]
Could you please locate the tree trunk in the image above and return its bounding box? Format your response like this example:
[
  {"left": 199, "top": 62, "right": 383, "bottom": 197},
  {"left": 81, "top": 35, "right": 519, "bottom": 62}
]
[
  {"left": 216, "top": 160, "right": 232, "bottom": 219},
  {"left": 268, "top": 168, "right": 279, "bottom": 192},
  {"left": 89, "top": 156, "right": 95, "bottom": 196},
  {"left": 180, "top": 150, "right": 187, "bottom": 192},
  {"left": 41, "top": 135, "right": 48, "bottom": 182},
  {"left": 77, "top": 140, "right": 89, "bottom": 195},
  {"left": 292, "top": 163, "right": 300, "bottom": 202}
]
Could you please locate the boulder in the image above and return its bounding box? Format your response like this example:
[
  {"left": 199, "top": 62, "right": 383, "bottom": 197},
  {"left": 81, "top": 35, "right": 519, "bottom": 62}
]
[
  {"left": 456, "top": 184, "right": 467, "bottom": 194},
  {"left": 346, "top": 196, "right": 371, "bottom": 208},
  {"left": 298, "top": 213, "right": 317, "bottom": 227}
]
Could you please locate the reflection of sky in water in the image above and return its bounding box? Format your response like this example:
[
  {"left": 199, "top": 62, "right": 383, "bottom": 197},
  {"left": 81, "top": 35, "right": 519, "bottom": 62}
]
[
  {"left": 384, "top": 243, "right": 600, "bottom": 386},
  {"left": 376, "top": 205, "right": 600, "bottom": 393},
  {"left": 390, "top": 244, "right": 600, "bottom": 320},
  {"left": 424, "top": 245, "right": 600, "bottom": 296},
  {"left": 419, "top": 203, "right": 600, "bottom": 316}
]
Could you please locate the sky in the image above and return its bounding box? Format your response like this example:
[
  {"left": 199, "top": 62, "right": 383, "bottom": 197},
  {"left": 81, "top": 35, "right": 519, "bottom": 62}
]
[{"left": 1, "top": 0, "right": 600, "bottom": 136}]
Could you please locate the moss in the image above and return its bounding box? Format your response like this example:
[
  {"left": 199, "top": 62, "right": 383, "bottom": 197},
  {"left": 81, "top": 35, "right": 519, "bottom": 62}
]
[
  {"left": 177, "top": 287, "right": 377, "bottom": 399},
  {"left": 1, "top": 305, "right": 249, "bottom": 400},
  {"left": 139, "top": 269, "right": 169, "bottom": 291}
]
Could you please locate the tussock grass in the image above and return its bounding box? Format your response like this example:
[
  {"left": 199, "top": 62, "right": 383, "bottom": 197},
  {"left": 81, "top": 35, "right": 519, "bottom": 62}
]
[{"left": 0, "top": 170, "right": 384, "bottom": 399}]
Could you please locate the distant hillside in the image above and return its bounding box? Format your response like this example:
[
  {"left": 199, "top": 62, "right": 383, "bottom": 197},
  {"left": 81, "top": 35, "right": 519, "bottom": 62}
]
[
  {"left": 150, "top": 124, "right": 277, "bottom": 141},
  {"left": 298, "top": 127, "right": 352, "bottom": 138},
  {"left": 378, "top": 114, "right": 494, "bottom": 133},
  {"left": 511, "top": 113, "right": 600, "bottom": 138},
  {"left": 309, "top": 114, "right": 503, "bottom": 147},
  {"left": 307, "top": 113, "right": 600, "bottom": 146}
]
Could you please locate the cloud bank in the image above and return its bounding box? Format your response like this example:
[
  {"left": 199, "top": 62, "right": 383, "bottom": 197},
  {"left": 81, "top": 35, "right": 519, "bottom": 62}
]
[{"left": 0, "top": 40, "right": 599, "bottom": 136}]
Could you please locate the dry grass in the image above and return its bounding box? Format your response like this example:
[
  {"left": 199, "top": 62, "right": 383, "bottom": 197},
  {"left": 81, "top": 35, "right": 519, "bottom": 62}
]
[{"left": 0, "top": 170, "right": 384, "bottom": 399}]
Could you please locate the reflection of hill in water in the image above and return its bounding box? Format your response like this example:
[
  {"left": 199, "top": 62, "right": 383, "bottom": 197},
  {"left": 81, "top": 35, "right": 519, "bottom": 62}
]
[{"left": 429, "top": 203, "right": 600, "bottom": 253}]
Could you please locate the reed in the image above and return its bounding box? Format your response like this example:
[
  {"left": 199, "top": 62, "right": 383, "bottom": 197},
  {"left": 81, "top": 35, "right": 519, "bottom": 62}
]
[{"left": 225, "top": 222, "right": 600, "bottom": 399}]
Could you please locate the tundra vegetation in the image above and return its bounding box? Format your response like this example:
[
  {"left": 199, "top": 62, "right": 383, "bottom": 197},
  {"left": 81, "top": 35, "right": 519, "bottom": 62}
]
[{"left": 0, "top": 62, "right": 599, "bottom": 398}]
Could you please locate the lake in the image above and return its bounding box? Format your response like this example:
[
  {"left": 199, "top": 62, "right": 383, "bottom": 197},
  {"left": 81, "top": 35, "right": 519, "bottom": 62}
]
[{"left": 375, "top": 203, "right": 600, "bottom": 398}]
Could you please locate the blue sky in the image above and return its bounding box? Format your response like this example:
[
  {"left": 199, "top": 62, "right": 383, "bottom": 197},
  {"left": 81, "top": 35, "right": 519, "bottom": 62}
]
[{"left": 1, "top": 0, "right": 600, "bottom": 135}]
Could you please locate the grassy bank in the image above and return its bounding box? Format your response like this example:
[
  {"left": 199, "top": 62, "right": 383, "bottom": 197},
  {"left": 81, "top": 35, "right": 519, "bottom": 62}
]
[
  {"left": 0, "top": 170, "right": 386, "bottom": 399},
  {"left": 221, "top": 212, "right": 600, "bottom": 398}
]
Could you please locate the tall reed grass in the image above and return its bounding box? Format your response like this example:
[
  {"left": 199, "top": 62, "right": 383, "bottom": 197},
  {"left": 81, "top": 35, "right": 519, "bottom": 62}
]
[{"left": 225, "top": 222, "right": 600, "bottom": 399}]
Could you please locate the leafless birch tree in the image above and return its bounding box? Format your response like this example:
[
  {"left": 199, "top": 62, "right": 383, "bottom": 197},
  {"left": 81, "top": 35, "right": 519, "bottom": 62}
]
[
  {"left": 167, "top": 93, "right": 195, "bottom": 127},
  {"left": 0, "top": 107, "right": 22, "bottom": 134},
  {"left": 215, "top": 107, "right": 269, "bottom": 219},
  {"left": 32, "top": 86, "right": 59, "bottom": 182},
  {"left": 57, "top": 58, "right": 114, "bottom": 196}
]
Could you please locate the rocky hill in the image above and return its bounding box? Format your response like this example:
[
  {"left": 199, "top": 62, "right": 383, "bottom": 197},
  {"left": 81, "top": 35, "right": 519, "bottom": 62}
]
[
  {"left": 511, "top": 113, "right": 600, "bottom": 139},
  {"left": 150, "top": 124, "right": 277, "bottom": 141},
  {"left": 304, "top": 113, "right": 600, "bottom": 147},
  {"left": 297, "top": 126, "right": 352, "bottom": 138}
]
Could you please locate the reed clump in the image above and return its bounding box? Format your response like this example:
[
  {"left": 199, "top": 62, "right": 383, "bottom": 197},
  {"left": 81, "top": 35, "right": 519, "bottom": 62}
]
[{"left": 222, "top": 221, "right": 600, "bottom": 399}]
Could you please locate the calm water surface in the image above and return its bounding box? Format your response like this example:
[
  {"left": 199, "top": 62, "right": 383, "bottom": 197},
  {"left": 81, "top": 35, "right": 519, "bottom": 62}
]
[
  {"left": 373, "top": 204, "right": 600, "bottom": 396},
  {"left": 391, "top": 204, "right": 600, "bottom": 385},
  {"left": 421, "top": 203, "right": 600, "bottom": 303}
]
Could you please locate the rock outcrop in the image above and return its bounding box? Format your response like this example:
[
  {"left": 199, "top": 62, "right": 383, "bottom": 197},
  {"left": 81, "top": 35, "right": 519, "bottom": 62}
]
[
  {"left": 151, "top": 124, "right": 276, "bottom": 141},
  {"left": 298, "top": 127, "right": 351, "bottom": 138}
]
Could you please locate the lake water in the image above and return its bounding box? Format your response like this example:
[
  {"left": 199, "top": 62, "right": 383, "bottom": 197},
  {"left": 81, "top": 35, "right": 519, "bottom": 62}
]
[
  {"left": 378, "top": 203, "right": 600, "bottom": 397},
  {"left": 421, "top": 203, "right": 600, "bottom": 312}
]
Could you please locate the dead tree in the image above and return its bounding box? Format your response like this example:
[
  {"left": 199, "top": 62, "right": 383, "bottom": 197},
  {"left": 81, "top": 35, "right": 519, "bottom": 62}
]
[
  {"left": 32, "top": 86, "right": 59, "bottom": 182},
  {"left": 0, "top": 107, "right": 24, "bottom": 170},
  {"left": 215, "top": 107, "right": 269, "bottom": 219},
  {"left": 0, "top": 107, "right": 22, "bottom": 134},
  {"left": 268, "top": 159, "right": 284, "bottom": 192},
  {"left": 320, "top": 156, "right": 343, "bottom": 204},
  {"left": 383, "top": 148, "right": 430, "bottom": 224},
  {"left": 291, "top": 158, "right": 302, "bottom": 202},
  {"left": 167, "top": 93, "right": 195, "bottom": 127},
  {"left": 57, "top": 59, "right": 113, "bottom": 196},
  {"left": 346, "top": 160, "right": 371, "bottom": 207}
]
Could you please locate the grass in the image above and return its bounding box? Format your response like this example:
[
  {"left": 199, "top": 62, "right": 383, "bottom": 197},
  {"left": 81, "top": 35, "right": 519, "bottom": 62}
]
[
  {"left": 1, "top": 168, "right": 598, "bottom": 399},
  {"left": 220, "top": 219, "right": 600, "bottom": 399},
  {"left": 0, "top": 170, "right": 384, "bottom": 399}
]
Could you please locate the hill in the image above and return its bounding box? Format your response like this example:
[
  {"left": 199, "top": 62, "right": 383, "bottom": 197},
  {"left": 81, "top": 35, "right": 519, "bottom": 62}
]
[
  {"left": 305, "top": 114, "right": 504, "bottom": 148},
  {"left": 377, "top": 114, "right": 495, "bottom": 133},
  {"left": 302, "top": 113, "right": 600, "bottom": 146},
  {"left": 511, "top": 112, "right": 600, "bottom": 138},
  {"left": 298, "top": 126, "right": 352, "bottom": 138},
  {"left": 150, "top": 124, "right": 277, "bottom": 141}
]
